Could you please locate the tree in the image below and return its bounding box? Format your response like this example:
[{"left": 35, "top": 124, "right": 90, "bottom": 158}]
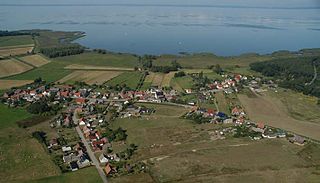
[
  {"left": 174, "top": 71, "right": 186, "bottom": 77},
  {"left": 214, "top": 64, "right": 223, "bottom": 74},
  {"left": 27, "top": 101, "right": 51, "bottom": 114}
]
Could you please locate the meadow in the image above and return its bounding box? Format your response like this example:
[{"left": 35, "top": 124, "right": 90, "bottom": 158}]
[
  {"left": 106, "top": 72, "right": 144, "bottom": 89},
  {"left": 110, "top": 103, "right": 320, "bottom": 182},
  {"left": 0, "top": 35, "right": 34, "bottom": 47},
  {"left": 54, "top": 52, "right": 139, "bottom": 68}
]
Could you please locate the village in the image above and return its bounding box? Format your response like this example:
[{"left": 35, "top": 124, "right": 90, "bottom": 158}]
[{"left": 1, "top": 71, "right": 308, "bottom": 179}]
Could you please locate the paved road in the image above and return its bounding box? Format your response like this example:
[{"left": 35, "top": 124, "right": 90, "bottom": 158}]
[{"left": 75, "top": 126, "right": 108, "bottom": 183}]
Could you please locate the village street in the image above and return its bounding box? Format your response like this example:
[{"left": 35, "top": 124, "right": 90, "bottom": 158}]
[{"left": 74, "top": 113, "right": 108, "bottom": 183}]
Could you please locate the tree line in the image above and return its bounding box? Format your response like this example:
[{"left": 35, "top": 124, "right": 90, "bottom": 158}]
[
  {"left": 0, "top": 30, "right": 39, "bottom": 37},
  {"left": 40, "top": 45, "right": 85, "bottom": 58}
]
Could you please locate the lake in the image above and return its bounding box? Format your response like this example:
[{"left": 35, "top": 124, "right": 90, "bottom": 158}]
[{"left": 1, "top": 0, "right": 320, "bottom": 56}]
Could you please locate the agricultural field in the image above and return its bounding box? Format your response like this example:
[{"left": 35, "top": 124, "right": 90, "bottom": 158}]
[
  {"left": 110, "top": 103, "right": 320, "bottom": 182},
  {"left": 0, "top": 35, "right": 34, "bottom": 47},
  {"left": 215, "top": 92, "right": 230, "bottom": 114},
  {"left": 0, "top": 58, "right": 33, "bottom": 78},
  {"left": 0, "top": 46, "right": 34, "bottom": 57},
  {"left": 106, "top": 72, "right": 143, "bottom": 89},
  {"left": 54, "top": 52, "right": 139, "bottom": 68},
  {"left": 141, "top": 72, "right": 175, "bottom": 89},
  {"left": 20, "top": 54, "right": 51, "bottom": 67},
  {"left": 57, "top": 70, "right": 122, "bottom": 85},
  {"left": 238, "top": 89, "right": 320, "bottom": 141},
  {"left": 0, "top": 79, "right": 33, "bottom": 90},
  {"left": 64, "top": 64, "right": 133, "bottom": 71},
  {"left": 7, "top": 61, "right": 72, "bottom": 83}
]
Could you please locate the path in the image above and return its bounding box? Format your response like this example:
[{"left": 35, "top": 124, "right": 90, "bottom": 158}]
[
  {"left": 305, "top": 62, "right": 317, "bottom": 86},
  {"left": 75, "top": 126, "right": 108, "bottom": 183}
]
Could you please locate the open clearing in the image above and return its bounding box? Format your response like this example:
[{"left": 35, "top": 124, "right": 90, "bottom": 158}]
[
  {"left": 106, "top": 72, "right": 144, "bottom": 89},
  {"left": 57, "top": 70, "right": 122, "bottom": 85},
  {"left": 0, "top": 59, "right": 33, "bottom": 78},
  {"left": 0, "top": 79, "right": 33, "bottom": 89},
  {"left": 171, "top": 75, "right": 194, "bottom": 91},
  {"left": 20, "top": 54, "right": 50, "bottom": 67},
  {"left": 0, "top": 46, "right": 34, "bottom": 57},
  {"left": 110, "top": 103, "right": 320, "bottom": 182},
  {"left": 65, "top": 64, "right": 133, "bottom": 71},
  {"left": 162, "top": 72, "right": 176, "bottom": 87},
  {"left": 238, "top": 90, "right": 320, "bottom": 140}
]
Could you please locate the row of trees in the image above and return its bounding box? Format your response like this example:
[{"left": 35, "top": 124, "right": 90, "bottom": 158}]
[{"left": 40, "top": 45, "right": 85, "bottom": 58}]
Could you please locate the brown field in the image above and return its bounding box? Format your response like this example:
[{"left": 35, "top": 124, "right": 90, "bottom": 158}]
[
  {"left": 0, "top": 59, "right": 33, "bottom": 78},
  {"left": 161, "top": 72, "right": 176, "bottom": 87},
  {"left": 238, "top": 91, "right": 320, "bottom": 140},
  {"left": 144, "top": 72, "right": 156, "bottom": 83},
  {"left": 0, "top": 80, "right": 33, "bottom": 89},
  {"left": 57, "top": 70, "right": 122, "bottom": 85},
  {"left": 64, "top": 64, "right": 134, "bottom": 71},
  {"left": 0, "top": 46, "right": 34, "bottom": 57},
  {"left": 20, "top": 54, "right": 50, "bottom": 67}
]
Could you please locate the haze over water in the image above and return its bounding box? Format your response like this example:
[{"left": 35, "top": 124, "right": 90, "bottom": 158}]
[{"left": 1, "top": 0, "right": 320, "bottom": 56}]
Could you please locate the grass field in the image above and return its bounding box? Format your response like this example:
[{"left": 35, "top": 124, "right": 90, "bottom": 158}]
[
  {"left": 238, "top": 89, "right": 320, "bottom": 141},
  {"left": 58, "top": 70, "right": 122, "bottom": 85},
  {"left": 215, "top": 92, "right": 230, "bottom": 114},
  {"left": 154, "top": 53, "right": 272, "bottom": 69},
  {"left": 106, "top": 72, "right": 143, "bottom": 89},
  {"left": 54, "top": 52, "right": 139, "bottom": 68},
  {"left": 35, "top": 30, "right": 83, "bottom": 49},
  {"left": 162, "top": 72, "right": 176, "bottom": 87},
  {"left": 0, "top": 46, "right": 34, "bottom": 57},
  {"left": 171, "top": 75, "right": 194, "bottom": 91},
  {"left": 110, "top": 103, "right": 320, "bottom": 182},
  {"left": 0, "top": 104, "right": 62, "bottom": 182},
  {"left": 64, "top": 64, "right": 133, "bottom": 71},
  {"left": 7, "top": 61, "right": 72, "bottom": 83},
  {"left": 0, "top": 59, "right": 33, "bottom": 78},
  {"left": 0, "top": 35, "right": 34, "bottom": 47},
  {"left": 29, "top": 167, "right": 102, "bottom": 183},
  {"left": 20, "top": 54, "right": 50, "bottom": 67},
  {"left": 0, "top": 79, "right": 33, "bottom": 90}
]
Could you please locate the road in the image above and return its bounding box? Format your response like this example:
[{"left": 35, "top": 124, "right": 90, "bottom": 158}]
[{"left": 73, "top": 111, "right": 108, "bottom": 183}]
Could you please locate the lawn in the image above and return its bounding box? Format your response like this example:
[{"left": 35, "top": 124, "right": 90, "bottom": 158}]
[
  {"left": 106, "top": 72, "right": 143, "bottom": 89},
  {"left": 54, "top": 52, "right": 139, "bottom": 68},
  {"left": 0, "top": 35, "right": 34, "bottom": 47},
  {"left": 7, "top": 61, "right": 72, "bottom": 83}
]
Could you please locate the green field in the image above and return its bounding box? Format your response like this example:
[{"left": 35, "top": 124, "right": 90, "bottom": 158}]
[
  {"left": 29, "top": 167, "right": 102, "bottom": 183},
  {"left": 110, "top": 103, "right": 320, "bottom": 182},
  {"left": 106, "top": 72, "right": 143, "bottom": 89},
  {"left": 0, "top": 35, "right": 34, "bottom": 47},
  {"left": 171, "top": 76, "right": 194, "bottom": 90},
  {"left": 54, "top": 52, "right": 139, "bottom": 68},
  {"left": 6, "top": 61, "right": 72, "bottom": 83},
  {"left": 0, "top": 104, "right": 32, "bottom": 129},
  {"left": 34, "top": 30, "right": 83, "bottom": 49}
]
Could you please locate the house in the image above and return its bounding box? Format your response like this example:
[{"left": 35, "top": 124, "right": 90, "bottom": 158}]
[
  {"left": 48, "top": 138, "right": 58, "bottom": 148},
  {"left": 104, "top": 163, "right": 112, "bottom": 175},
  {"left": 62, "top": 146, "right": 72, "bottom": 152},
  {"left": 290, "top": 135, "right": 305, "bottom": 145},
  {"left": 63, "top": 153, "right": 79, "bottom": 163},
  {"left": 257, "top": 122, "right": 265, "bottom": 129},
  {"left": 75, "top": 98, "right": 86, "bottom": 104},
  {"left": 99, "top": 154, "right": 109, "bottom": 164},
  {"left": 185, "top": 89, "right": 192, "bottom": 94},
  {"left": 70, "top": 161, "right": 79, "bottom": 171}
]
